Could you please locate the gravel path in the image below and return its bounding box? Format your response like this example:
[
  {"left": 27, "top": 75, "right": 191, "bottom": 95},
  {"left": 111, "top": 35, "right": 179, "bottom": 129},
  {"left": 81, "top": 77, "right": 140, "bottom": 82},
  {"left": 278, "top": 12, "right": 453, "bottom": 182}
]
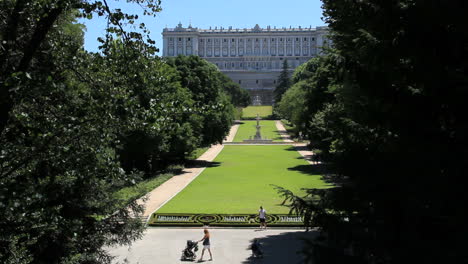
[
  {"left": 274, "top": 120, "right": 294, "bottom": 142},
  {"left": 223, "top": 122, "right": 240, "bottom": 143},
  {"left": 108, "top": 228, "right": 317, "bottom": 264}
]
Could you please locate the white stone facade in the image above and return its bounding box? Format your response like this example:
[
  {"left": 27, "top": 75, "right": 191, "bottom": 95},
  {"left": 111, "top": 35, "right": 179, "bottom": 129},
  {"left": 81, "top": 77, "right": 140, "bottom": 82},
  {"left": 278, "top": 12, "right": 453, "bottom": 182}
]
[{"left": 162, "top": 23, "right": 329, "bottom": 105}]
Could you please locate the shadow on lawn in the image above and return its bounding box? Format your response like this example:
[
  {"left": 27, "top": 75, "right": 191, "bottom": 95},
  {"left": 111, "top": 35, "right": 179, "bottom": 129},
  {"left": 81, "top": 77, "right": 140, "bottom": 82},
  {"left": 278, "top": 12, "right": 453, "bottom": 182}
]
[
  {"left": 288, "top": 164, "right": 348, "bottom": 186},
  {"left": 273, "top": 130, "right": 284, "bottom": 141},
  {"left": 241, "top": 230, "right": 319, "bottom": 264},
  {"left": 288, "top": 164, "right": 327, "bottom": 176},
  {"left": 184, "top": 160, "right": 221, "bottom": 169}
]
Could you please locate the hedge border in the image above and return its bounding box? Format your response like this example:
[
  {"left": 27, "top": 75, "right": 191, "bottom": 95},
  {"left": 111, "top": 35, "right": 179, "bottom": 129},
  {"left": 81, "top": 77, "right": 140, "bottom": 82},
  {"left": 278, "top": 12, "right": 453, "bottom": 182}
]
[{"left": 148, "top": 213, "right": 304, "bottom": 227}]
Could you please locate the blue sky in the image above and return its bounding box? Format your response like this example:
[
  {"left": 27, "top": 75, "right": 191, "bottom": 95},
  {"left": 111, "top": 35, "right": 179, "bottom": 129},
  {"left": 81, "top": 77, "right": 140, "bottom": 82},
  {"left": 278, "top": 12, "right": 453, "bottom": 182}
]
[{"left": 82, "top": 0, "right": 326, "bottom": 54}]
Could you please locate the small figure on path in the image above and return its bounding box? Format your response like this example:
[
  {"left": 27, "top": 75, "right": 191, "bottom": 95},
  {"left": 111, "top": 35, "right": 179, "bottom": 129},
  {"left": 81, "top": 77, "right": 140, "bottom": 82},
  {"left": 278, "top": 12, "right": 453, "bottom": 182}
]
[
  {"left": 250, "top": 239, "right": 263, "bottom": 258},
  {"left": 259, "top": 206, "right": 267, "bottom": 229},
  {"left": 198, "top": 228, "right": 213, "bottom": 261}
]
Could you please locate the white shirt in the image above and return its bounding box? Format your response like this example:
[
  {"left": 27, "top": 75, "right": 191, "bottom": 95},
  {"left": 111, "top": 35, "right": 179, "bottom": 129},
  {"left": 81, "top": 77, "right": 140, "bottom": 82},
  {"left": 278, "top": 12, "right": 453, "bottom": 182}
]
[{"left": 259, "top": 209, "right": 266, "bottom": 219}]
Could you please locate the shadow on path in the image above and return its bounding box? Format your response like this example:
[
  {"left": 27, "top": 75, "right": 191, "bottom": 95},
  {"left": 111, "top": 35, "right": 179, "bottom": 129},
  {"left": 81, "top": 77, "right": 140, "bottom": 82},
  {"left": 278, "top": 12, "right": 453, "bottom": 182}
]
[{"left": 241, "top": 230, "right": 319, "bottom": 264}]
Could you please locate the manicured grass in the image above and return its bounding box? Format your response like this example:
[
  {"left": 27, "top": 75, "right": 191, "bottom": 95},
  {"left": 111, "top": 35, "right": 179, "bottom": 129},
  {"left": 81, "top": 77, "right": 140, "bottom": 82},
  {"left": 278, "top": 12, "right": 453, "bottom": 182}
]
[
  {"left": 114, "top": 173, "right": 175, "bottom": 208},
  {"left": 157, "top": 145, "right": 330, "bottom": 214},
  {"left": 233, "top": 120, "right": 283, "bottom": 142},
  {"left": 242, "top": 106, "right": 273, "bottom": 119},
  {"left": 188, "top": 147, "right": 209, "bottom": 160}
]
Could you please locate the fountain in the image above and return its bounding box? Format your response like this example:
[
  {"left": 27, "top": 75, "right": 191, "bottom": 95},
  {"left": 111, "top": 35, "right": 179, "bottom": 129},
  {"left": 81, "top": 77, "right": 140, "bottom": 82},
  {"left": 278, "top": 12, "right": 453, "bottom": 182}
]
[
  {"left": 243, "top": 114, "right": 273, "bottom": 143},
  {"left": 252, "top": 95, "right": 262, "bottom": 106}
]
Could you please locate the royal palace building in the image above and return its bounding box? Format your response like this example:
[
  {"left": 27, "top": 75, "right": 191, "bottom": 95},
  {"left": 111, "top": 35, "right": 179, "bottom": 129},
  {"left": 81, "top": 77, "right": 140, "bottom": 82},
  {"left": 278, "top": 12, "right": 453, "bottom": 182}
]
[{"left": 162, "top": 23, "right": 329, "bottom": 105}]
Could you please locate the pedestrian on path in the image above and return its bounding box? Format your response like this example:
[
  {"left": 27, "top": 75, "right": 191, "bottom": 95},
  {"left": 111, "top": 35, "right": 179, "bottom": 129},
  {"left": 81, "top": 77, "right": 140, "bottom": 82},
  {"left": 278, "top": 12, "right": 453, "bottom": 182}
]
[
  {"left": 259, "top": 206, "right": 267, "bottom": 229},
  {"left": 198, "top": 228, "right": 213, "bottom": 261}
]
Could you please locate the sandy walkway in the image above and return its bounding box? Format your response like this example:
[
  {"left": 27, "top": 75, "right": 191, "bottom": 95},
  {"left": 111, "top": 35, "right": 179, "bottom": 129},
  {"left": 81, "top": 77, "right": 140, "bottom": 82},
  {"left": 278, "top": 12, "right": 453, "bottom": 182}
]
[
  {"left": 294, "top": 143, "right": 318, "bottom": 164},
  {"left": 138, "top": 124, "right": 240, "bottom": 221},
  {"left": 223, "top": 122, "right": 240, "bottom": 143},
  {"left": 275, "top": 120, "right": 294, "bottom": 142},
  {"left": 108, "top": 228, "right": 316, "bottom": 264}
]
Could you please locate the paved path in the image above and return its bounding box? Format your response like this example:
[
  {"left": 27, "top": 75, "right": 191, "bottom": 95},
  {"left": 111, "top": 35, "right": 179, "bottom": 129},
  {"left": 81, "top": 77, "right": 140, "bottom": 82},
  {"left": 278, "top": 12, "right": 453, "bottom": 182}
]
[
  {"left": 138, "top": 124, "right": 241, "bottom": 220},
  {"left": 294, "top": 143, "right": 317, "bottom": 165},
  {"left": 275, "top": 121, "right": 294, "bottom": 142},
  {"left": 107, "top": 228, "right": 318, "bottom": 264},
  {"left": 223, "top": 122, "right": 240, "bottom": 143}
]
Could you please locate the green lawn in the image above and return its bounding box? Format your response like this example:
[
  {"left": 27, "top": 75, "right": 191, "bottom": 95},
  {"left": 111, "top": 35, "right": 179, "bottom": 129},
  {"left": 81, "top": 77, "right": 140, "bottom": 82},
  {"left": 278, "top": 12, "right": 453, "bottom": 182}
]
[
  {"left": 156, "top": 145, "right": 330, "bottom": 214},
  {"left": 242, "top": 106, "right": 273, "bottom": 119},
  {"left": 233, "top": 120, "right": 282, "bottom": 142}
]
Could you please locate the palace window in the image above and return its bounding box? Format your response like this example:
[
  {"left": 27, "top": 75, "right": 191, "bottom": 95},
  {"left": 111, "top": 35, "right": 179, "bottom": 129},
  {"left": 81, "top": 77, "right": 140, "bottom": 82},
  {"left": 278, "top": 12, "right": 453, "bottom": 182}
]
[
  {"left": 304, "top": 37, "right": 307, "bottom": 41},
  {"left": 256, "top": 80, "right": 258, "bottom": 84},
  {"left": 280, "top": 38, "right": 283, "bottom": 41},
  {"left": 224, "top": 39, "right": 227, "bottom": 42},
  {"left": 272, "top": 38, "right": 275, "bottom": 41},
  {"left": 296, "top": 38, "right": 299, "bottom": 41},
  {"left": 256, "top": 38, "right": 258, "bottom": 42},
  {"left": 238, "top": 80, "right": 242, "bottom": 84},
  {"left": 232, "top": 39, "right": 235, "bottom": 42},
  {"left": 188, "top": 38, "right": 191, "bottom": 41},
  {"left": 169, "top": 37, "right": 173, "bottom": 41},
  {"left": 208, "top": 39, "right": 211, "bottom": 42},
  {"left": 179, "top": 38, "right": 182, "bottom": 41},
  {"left": 312, "top": 37, "right": 315, "bottom": 41}
]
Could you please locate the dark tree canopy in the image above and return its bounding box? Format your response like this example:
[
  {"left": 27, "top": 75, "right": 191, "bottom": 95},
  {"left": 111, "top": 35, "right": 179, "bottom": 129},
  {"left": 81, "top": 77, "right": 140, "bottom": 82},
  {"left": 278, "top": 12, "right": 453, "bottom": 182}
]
[
  {"left": 273, "top": 59, "right": 291, "bottom": 103},
  {"left": 277, "top": 1, "right": 468, "bottom": 264},
  {"left": 0, "top": 1, "right": 235, "bottom": 263}
]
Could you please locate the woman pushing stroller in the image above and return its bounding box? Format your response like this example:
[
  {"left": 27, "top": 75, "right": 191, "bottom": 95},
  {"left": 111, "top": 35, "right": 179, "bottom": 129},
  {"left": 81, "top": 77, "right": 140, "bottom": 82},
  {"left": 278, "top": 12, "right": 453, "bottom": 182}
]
[{"left": 198, "top": 228, "right": 213, "bottom": 261}]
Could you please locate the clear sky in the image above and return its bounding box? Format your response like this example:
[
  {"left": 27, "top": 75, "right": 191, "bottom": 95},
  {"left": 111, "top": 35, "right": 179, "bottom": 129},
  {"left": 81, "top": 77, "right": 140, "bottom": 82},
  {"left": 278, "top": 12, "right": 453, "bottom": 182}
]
[{"left": 82, "top": 0, "right": 326, "bottom": 54}]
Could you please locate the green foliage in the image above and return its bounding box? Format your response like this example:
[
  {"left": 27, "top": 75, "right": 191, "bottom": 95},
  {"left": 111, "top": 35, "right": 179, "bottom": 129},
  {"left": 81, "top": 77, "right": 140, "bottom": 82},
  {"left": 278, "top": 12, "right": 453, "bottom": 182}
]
[
  {"left": 0, "top": 1, "right": 233, "bottom": 263},
  {"left": 277, "top": 1, "right": 468, "bottom": 263},
  {"left": 275, "top": 56, "right": 336, "bottom": 140},
  {"left": 275, "top": 81, "right": 307, "bottom": 129},
  {"left": 218, "top": 74, "right": 251, "bottom": 107},
  {"left": 187, "top": 147, "right": 210, "bottom": 160},
  {"left": 233, "top": 107, "right": 243, "bottom": 120},
  {"left": 114, "top": 172, "right": 176, "bottom": 208},
  {"left": 273, "top": 59, "right": 292, "bottom": 103},
  {"left": 166, "top": 55, "right": 234, "bottom": 146}
]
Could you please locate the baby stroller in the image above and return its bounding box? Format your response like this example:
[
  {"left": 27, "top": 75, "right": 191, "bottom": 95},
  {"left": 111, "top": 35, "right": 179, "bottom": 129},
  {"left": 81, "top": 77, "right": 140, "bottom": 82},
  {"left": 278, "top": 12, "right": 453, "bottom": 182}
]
[
  {"left": 250, "top": 239, "right": 263, "bottom": 258},
  {"left": 181, "top": 240, "right": 198, "bottom": 261}
]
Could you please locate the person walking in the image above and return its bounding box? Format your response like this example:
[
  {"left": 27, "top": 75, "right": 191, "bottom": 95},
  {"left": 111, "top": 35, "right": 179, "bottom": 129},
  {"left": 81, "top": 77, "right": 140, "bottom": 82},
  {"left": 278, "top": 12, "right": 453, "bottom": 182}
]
[
  {"left": 259, "top": 206, "right": 267, "bottom": 229},
  {"left": 198, "top": 228, "right": 213, "bottom": 261}
]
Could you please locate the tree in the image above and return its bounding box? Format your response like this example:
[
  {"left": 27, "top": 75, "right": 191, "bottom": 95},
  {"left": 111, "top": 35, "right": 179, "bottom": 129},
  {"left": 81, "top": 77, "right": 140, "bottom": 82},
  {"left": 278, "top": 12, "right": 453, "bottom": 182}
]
[
  {"left": 275, "top": 81, "right": 306, "bottom": 129},
  {"left": 0, "top": 0, "right": 170, "bottom": 263},
  {"left": 218, "top": 73, "right": 251, "bottom": 107},
  {"left": 281, "top": 1, "right": 468, "bottom": 263},
  {"left": 274, "top": 59, "right": 291, "bottom": 103},
  {"left": 166, "top": 55, "right": 234, "bottom": 146}
]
